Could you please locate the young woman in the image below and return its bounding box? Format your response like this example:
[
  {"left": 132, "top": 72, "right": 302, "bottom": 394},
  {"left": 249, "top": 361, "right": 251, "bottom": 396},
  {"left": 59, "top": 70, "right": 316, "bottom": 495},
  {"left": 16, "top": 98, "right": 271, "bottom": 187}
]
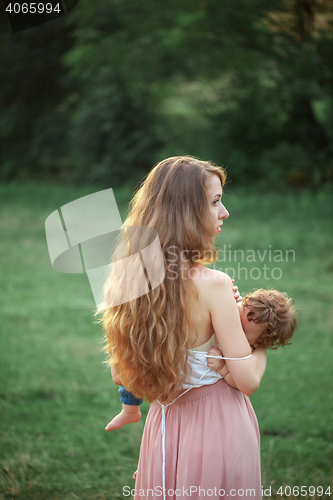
[{"left": 103, "top": 156, "right": 267, "bottom": 500}]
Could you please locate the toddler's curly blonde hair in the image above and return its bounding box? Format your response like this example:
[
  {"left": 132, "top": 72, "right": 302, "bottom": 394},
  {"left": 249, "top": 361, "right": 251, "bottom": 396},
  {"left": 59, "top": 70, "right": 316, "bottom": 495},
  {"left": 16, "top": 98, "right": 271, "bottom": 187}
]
[{"left": 242, "top": 289, "right": 297, "bottom": 350}]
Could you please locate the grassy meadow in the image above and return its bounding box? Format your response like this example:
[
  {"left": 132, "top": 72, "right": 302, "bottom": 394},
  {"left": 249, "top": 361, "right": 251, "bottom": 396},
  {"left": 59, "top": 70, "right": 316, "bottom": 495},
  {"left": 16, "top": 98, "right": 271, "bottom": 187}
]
[{"left": 0, "top": 181, "right": 332, "bottom": 500}]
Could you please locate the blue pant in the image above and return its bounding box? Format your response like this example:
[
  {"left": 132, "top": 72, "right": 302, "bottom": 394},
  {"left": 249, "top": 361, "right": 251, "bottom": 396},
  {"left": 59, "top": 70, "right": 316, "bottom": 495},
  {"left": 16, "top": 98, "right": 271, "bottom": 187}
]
[{"left": 119, "top": 386, "right": 143, "bottom": 406}]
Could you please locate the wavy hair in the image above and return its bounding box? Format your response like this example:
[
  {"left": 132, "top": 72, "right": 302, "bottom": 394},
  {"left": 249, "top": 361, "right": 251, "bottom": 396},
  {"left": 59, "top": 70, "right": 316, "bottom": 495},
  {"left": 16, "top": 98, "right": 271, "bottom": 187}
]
[
  {"left": 102, "top": 156, "right": 226, "bottom": 402},
  {"left": 242, "top": 289, "right": 297, "bottom": 350}
]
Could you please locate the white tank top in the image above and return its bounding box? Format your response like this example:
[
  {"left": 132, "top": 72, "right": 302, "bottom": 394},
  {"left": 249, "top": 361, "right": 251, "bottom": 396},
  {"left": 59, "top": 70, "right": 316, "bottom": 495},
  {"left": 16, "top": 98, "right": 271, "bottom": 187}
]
[{"left": 182, "top": 334, "right": 222, "bottom": 389}]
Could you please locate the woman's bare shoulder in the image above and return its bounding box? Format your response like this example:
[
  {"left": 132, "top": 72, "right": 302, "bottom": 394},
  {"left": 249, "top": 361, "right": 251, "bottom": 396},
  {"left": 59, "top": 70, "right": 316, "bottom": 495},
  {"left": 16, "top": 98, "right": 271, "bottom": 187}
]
[{"left": 191, "top": 264, "right": 232, "bottom": 291}]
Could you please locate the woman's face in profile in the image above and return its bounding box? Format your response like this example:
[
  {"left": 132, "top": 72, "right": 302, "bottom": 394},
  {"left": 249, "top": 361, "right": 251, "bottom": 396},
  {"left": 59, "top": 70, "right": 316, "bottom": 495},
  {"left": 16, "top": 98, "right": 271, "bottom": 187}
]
[{"left": 206, "top": 174, "right": 229, "bottom": 234}]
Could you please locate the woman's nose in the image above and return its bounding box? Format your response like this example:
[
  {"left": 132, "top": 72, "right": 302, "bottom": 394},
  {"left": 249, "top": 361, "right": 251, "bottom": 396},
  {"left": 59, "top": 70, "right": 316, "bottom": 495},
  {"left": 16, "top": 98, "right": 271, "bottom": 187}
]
[{"left": 220, "top": 204, "right": 229, "bottom": 219}]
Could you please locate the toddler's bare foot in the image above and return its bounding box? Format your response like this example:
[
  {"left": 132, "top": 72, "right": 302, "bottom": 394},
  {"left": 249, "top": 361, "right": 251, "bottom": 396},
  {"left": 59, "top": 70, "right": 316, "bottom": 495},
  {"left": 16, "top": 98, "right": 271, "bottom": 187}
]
[
  {"left": 133, "top": 470, "right": 137, "bottom": 480},
  {"left": 105, "top": 407, "right": 141, "bottom": 431}
]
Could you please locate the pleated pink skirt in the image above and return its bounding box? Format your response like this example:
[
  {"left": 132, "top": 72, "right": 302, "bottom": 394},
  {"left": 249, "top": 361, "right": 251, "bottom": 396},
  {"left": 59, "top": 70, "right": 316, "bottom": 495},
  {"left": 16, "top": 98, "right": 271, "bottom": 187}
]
[{"left": 134, "top": 379, "right": 262, "bottom": 500}]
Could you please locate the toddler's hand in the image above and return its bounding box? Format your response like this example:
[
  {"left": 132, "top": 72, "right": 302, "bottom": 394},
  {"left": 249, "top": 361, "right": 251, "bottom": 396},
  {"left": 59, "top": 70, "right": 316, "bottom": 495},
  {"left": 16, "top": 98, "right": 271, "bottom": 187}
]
[
  {"left": 207, "top": 346, "right": 225, "bottom": 371},
  {"left": 232, "top": 279, "right": 242, "bottom": 303}
]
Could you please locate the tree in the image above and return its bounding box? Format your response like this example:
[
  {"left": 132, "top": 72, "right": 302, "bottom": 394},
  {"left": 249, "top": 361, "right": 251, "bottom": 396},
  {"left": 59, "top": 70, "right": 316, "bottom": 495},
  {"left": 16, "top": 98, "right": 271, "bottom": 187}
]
[
  {"left": 201, "top": 0, "right": 333, "bottom": 185},
  {"left": 0, "top": 8, "right": 73, "bottom": 181},
  {"left": 0, "top": 0, "right": 332, "bottom": 186}
]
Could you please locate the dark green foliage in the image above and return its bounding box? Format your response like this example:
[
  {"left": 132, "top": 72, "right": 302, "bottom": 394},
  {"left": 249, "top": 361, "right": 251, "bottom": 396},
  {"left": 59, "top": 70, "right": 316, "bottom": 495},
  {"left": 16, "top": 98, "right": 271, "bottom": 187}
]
[
  {"left": 0, "top": 0, "right": 332, "bottom": 187},
  {"left": 0, "top": 11, "right": 73, "bottom": 181},
  {"left": 61, "top": 0, "right": 164, "bottom": 185}
]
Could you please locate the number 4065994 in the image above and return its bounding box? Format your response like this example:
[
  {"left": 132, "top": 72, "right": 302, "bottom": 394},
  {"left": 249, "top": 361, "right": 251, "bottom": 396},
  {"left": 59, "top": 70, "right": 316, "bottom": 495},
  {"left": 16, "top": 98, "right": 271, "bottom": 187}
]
[
  {"left": 277, "top": 485, "right": 331, "bottom": 497},
  {"left": 5, "top": 3, "right": 61, "bottom": 14}
]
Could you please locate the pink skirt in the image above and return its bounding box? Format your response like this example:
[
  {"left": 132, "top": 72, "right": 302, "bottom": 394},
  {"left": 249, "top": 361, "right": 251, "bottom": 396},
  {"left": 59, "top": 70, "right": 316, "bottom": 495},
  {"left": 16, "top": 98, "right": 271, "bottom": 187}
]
[{"left": 134, "top": 379, "right": 262, "bottom": 500}]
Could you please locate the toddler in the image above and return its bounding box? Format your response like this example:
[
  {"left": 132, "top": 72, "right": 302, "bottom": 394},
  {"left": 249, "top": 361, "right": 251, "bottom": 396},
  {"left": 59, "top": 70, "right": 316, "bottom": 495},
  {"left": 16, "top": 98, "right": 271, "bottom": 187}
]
[
  {"left": 105, "top": 287, "right": 296, "bottom": 430},
  {"left": 207, "top": 288, "right": 297, "bottom": 387}
]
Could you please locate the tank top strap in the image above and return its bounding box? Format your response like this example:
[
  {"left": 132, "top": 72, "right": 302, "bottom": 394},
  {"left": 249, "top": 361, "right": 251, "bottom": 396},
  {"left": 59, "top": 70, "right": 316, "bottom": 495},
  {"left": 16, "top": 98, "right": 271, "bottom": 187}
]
[{"left": 191, "top": 351, "right": 253, "bottom": 361}]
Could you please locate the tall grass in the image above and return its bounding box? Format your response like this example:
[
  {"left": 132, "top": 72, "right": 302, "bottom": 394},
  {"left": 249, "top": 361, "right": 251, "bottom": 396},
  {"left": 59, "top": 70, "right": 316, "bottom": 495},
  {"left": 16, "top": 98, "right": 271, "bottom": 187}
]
[{"left": 0, "top": 181, "right": 332, "bottom": 499}]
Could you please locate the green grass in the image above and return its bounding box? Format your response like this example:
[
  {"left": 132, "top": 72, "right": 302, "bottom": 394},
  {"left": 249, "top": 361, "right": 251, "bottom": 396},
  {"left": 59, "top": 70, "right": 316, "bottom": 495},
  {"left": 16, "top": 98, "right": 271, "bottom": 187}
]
[{"left": 0, "top": 181, "right": 332, "bottom": 499}]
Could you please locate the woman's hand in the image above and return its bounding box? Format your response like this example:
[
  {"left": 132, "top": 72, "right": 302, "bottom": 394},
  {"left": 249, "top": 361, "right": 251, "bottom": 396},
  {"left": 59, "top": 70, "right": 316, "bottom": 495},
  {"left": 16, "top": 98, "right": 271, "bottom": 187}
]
[
  {"left": 232, "top": 279, "right": 242, "bottom": 302},
  {"left": 207, "top": 346, "right": 225, "bottom": 372}
]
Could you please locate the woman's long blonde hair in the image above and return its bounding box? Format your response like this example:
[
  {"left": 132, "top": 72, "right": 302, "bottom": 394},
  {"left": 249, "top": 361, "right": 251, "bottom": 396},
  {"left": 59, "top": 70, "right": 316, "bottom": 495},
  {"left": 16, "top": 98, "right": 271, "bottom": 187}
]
[{"left": 103, "top": 156, "right": 226, "bottom": 402}]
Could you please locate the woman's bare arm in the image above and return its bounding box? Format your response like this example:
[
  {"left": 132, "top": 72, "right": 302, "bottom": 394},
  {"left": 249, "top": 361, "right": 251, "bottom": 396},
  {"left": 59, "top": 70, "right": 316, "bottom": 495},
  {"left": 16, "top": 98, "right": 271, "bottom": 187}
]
[
  {"left": 207, "top": 345, "right": 267, "bottom": 392},
  {"left": 224, "top": 348, "right": 267, "bottom": 391},
  {"left": 203, "top": 271, "right": 267, "bottom": 396}
]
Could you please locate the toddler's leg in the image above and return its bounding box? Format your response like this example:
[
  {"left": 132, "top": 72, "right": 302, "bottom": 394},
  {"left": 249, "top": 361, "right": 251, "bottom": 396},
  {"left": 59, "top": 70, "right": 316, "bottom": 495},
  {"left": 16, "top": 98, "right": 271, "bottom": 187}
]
[
  {"left": 105, "top": 403, "right": 141, "bottom": 430},
  {"left": 105, "top": 386, "right": 143, "bottom": 431}
]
